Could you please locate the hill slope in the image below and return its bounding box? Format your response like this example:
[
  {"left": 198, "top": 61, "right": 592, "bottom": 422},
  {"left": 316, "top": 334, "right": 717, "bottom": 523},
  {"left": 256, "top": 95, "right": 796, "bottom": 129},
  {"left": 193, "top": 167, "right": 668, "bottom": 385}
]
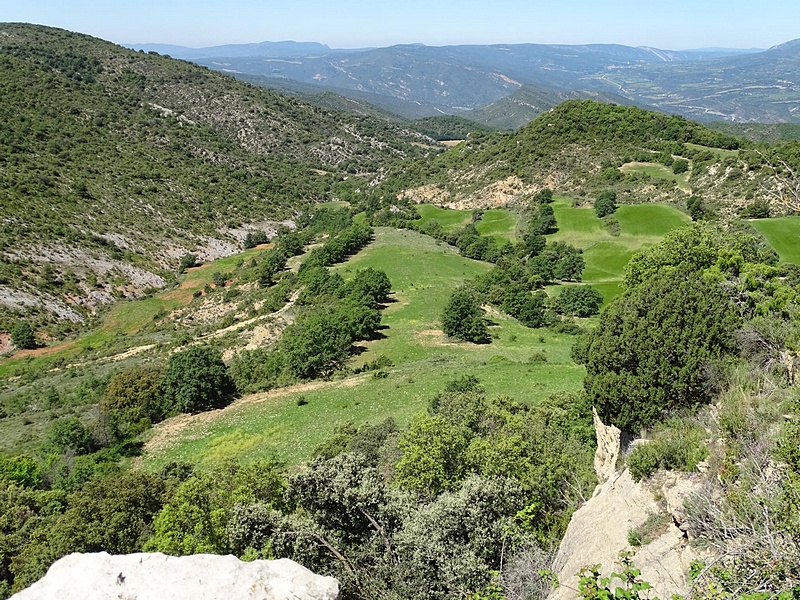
[{"left": 0, "top": 24, "right": 435, "bottom": 334}]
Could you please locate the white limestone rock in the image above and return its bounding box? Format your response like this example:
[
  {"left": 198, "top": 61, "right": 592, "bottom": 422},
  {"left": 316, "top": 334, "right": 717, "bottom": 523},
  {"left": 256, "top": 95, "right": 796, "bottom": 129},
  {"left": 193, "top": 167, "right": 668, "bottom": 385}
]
[{"left": 10, "top": 552, "right": 339, "bottom": 600}]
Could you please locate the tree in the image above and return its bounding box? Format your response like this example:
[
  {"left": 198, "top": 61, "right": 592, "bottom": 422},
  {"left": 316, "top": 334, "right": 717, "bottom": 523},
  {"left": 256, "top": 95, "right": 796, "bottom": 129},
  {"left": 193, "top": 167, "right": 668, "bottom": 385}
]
[
  {"left": 594, "top": 191, "right": 618, "bottom": 218},
  {"left": 10, "top": 321, "right": 36, "bottom": 350},
  {"left": 575, "top": 268, "right": 740, "bottom": 431},
  {"left": 161, "top": 346, "right": 236, "bottom": 414},
  {"left": 672, "top": 158, "right": 689, "bottom": 174},
  {"left": 100, "top": 365, "right": 166, "bottom": 439},
  {"left": 243, "top": 230, "right": 268, "bottom": 249},
  {"left": 395, "top": 414, "right": 469, "bottom": 496},
  {"left": 178, "top": 253, "right": 198, "bottom": 273},
  {"left": 553, "top": 285, "right": 603, "bottom": 317},
  {"left": 441, "top": 286, "right": 488, "bottom": 343},
  {"left": 502, "top": 285, "right": 548, "bottom": 328}
]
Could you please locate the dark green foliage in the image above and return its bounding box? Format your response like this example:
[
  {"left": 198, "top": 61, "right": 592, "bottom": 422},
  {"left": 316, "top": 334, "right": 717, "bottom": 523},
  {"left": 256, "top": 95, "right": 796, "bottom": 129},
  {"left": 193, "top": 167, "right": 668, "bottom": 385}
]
[
  {"left": 10, "top": 322, "right": 35, "bottom": 350},
  {"left": 243, "top": 230, "right": 269, "bottom": 249},
  {"left": 441, "top": 286, "right": 488, "bottom": 343},
  {"left": 100, "top": 365, "right": 165, "bottom": 440},
  {"left": 501, "top": 286, "right": 548, "bottom": 328},
  {"left": 594, "top": 190, "right": 618, "bottom": 218},
  {"left": 178, "top": 253, "right": 198, "bottom": 273},
  {"left": 161, "top": 346, "right": 236, "bottom": 414},
  {"left": 553, "top": 285, "right": 603, "bottom": 317},
  {"left": 531, "top": 188, "right": 554, "bottom": 204},
  {"left": 686, "top": 196, "right": 706, "bottom": 221},
  {"left": 578, "top": 268, "right": 740, "bottom": 431},
  {"left": 528, "top": 242, "right": 584, "bottom": 283},
  {"left": 738, "top": 199, "right": 771, "bottom": 219},
  {"left": 45, "top": 418, "right": 93, "bottom": 456},
  {"left": 345, "top": 267, "right": 392, "bottom": 308},
  {"left": 412, "top": 115, "right": 496, "bottom": 140},
  {"left": 626, "top": 419, "right": 708, "bottom": 482},
  {"left": 672, "top": 158, "right": 689, "bottom": 174}
]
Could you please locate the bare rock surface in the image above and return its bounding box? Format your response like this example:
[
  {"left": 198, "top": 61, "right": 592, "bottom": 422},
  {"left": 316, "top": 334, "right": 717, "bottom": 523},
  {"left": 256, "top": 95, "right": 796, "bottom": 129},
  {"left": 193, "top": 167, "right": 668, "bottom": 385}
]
[
  {"left": 10, "top": 552, "right": 339, "bottom": 600},
  {"left": 592, "top": 407, "right": 621, "bottom": 485},
  {"left": 548, "top": 412, "right": 703, "bottom": 600}
]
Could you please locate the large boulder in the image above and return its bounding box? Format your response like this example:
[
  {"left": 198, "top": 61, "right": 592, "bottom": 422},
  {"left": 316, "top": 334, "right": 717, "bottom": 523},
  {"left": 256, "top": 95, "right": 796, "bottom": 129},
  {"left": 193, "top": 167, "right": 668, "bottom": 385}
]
[{"left": 11, "top": 552, "right": 339, "bottom": 600}]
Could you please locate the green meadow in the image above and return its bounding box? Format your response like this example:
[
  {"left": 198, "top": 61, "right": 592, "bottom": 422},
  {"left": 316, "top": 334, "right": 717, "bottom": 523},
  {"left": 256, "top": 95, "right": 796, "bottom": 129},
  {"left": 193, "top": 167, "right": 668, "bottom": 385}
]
[
  {"left": 750, "top": 217, "right": 800, "bottom": 264},
  {"left": 549, "top": 197, "right": 691, "bottom": 301},
  {"left": 143, "top": 228, "right": 583, "bottom": 469}
]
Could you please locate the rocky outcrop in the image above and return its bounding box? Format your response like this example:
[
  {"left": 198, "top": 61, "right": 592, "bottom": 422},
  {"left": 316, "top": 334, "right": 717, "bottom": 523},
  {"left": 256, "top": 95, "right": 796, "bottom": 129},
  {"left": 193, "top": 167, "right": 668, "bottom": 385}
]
[
  {"left": 592, "top": 407, "right": 621, "bottom": 485},
  {"left": 547, "top": 414, "right": 703, "bottom": 600},
  {"left": 10, "top": 552, "right": 339, "bottom": 600}
]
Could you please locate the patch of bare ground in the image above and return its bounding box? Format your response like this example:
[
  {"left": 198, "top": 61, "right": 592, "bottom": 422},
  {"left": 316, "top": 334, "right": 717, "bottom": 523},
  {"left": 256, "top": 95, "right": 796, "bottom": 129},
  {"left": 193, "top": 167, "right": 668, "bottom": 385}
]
[
  {"left": 139, "top": 374, "right": 369, "bottom": 458},
  {"left": 414, "top": 328, "right": 476, "bottom": 348}
]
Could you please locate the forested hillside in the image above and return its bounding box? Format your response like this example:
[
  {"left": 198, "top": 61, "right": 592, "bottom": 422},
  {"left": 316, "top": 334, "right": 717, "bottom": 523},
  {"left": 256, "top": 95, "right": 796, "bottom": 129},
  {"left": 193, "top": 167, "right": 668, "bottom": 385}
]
[
  {"left": 372, "top": 100, "right": 800, "bottom": 215},
  {"left": 0, "top": 24, "right": 436, "bottom": 335}
]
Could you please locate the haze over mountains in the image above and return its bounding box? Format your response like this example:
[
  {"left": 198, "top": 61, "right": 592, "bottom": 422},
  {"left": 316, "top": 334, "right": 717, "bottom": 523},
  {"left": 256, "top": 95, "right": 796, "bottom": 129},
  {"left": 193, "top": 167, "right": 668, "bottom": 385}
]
[{"left": 129, "top": 38, "right": 800, "bottom": 125}]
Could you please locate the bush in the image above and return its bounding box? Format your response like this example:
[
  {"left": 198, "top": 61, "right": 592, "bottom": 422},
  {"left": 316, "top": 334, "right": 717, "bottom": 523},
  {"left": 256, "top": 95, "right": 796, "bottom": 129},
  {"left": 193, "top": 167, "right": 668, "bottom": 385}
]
[
  {"left": 243, "top": 230, "right": 269, "bottom": 249},
  {"left": 553, "top": 285, "right": 603, "bottom": 317},
  {"left": 441, "top": 286, "right": 488, "bottom": 343},
  {"left": 738, "top": 200, "right": 771, "bottom": 219},
  {"left": 594, "top": 191, "right": 618, "bottom": 218},
  {"left": 10, "top": 321, "right": 36, "bottom": 350},
  {"left": 161, "top": 346, "right": 237, "bottom": 414},
  {"left": 178, "top": 253, "right": 198, "bottom": 273},
  {"left": 100, "top": 365, "right": 166, "bottom": 439},
  {"left": 626, "top": 419, "right": 708, "bottom": 481},
  {"left": 672, "top": 158, "right": 690, "bottom": 174}
]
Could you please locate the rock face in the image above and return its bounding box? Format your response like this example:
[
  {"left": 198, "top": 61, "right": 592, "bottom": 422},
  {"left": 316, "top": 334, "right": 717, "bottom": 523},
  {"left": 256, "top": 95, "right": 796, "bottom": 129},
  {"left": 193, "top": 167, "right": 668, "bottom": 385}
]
[
  {"left": 592, "top": 407, "right": 621, "bottom": 485},
  {"left": 10, "top": 553, "right": 340, "bottom": 600},
  {"left": 547, "top": 413, "right": 703, "bottom": 600}
]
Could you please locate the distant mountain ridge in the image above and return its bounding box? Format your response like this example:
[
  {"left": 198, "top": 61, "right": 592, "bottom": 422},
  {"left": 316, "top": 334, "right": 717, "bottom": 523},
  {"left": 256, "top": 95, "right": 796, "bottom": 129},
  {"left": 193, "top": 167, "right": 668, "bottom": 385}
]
[
  {"left": 130, "top": 40, "right": 335, "bottom": 59},
  {"left": 147, "top": 39, "right": 796, "bottom": 126}
]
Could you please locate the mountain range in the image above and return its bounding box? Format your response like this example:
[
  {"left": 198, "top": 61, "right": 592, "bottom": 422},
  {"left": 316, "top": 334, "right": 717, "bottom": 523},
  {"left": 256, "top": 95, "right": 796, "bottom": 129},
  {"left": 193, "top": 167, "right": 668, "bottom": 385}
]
[{"left": 131, "top": 39, "right": 800, "bottom": 126}]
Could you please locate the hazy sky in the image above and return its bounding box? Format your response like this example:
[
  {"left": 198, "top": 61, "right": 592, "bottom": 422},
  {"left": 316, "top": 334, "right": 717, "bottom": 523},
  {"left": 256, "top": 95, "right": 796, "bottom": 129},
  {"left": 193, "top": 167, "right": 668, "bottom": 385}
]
[{"left": 1, "top": 0, "right": 797, "bottom": 50}]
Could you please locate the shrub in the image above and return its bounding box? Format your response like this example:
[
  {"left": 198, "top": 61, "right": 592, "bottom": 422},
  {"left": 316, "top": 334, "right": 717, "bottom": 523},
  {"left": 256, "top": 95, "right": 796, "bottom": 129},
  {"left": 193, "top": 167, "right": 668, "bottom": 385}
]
[
  {"left": 161, "top": 346, "right": 237, "bottom": 414},
  {"left": 10, "top": 321, "right": 36, "bottom": 350},
  {"left": 594, "top": 191, "right": 618, "bottom": 218},
  {"left": 178, "top": 253, "right": 198, "bottom": 273},
  {"left": 553, "top": 285, "right": 603, "bottom": 317},
  {"left": 626, "top": 419, "right": 708, "bottom": 481},
  {"left": 243, "top": 230, "right": 269, "bottom": 249},
  {"left": 441, "top": 286, "right": 488, "bottom": 343}
]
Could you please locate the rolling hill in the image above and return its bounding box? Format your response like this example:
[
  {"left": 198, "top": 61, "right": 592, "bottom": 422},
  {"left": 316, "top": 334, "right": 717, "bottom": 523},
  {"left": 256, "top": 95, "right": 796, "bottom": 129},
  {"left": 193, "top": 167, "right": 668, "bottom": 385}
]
[{"left": 0, "top": 24, "right": 437, "bottom": 334}]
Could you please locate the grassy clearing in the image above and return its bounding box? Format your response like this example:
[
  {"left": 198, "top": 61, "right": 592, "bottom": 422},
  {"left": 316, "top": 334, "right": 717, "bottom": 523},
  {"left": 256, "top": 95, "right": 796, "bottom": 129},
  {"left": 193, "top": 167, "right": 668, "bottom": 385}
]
[
  {"left": 619, "top": 162, "right": 691, "bottom": 192},
  {"left": 143, "top": 228, "right": 585, "bottom": 469},
  {"left": 685, "top": 143, "right": 740, "bottom": 161},
  {"left": 475, "top": 209, "right": 518, "bottom": 243},
  {"left": 414, "top": 204, "right": 471, "bottom": 232},
  {"left": 549, "top": 197, "right": 690, "bottom": 299},
  {"left": 750, "top": 217, "right": 800, "bottom": 264}
]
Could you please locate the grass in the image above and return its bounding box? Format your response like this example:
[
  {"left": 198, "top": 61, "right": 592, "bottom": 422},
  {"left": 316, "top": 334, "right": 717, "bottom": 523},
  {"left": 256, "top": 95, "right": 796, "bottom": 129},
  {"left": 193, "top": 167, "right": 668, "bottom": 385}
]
[
  {"left": 0, "top": 246, "right": 272, "bottom": 378},
  {"left": 549, "top": 197, "right": 691, "bottom": 300},
  {"left": 142, "top": 228, "right": 585, "bottom": 469},
  {"left": 685, "top": 143, "right": 740, "bottom": 161},
  {"left": 750, "top": 217, "right": 800, "bottom": 264},
  {"left": 414, "top": 204, "right": 472, "bottom": 232},
  {"left": 415, "top": 204, "right": 517, "bottom": 243},
  {"left": 475, "top": 209, "right": 518, "bottom": 243},
  {"left": 619, "top": 162, "right": 691, "bottom": 192}
]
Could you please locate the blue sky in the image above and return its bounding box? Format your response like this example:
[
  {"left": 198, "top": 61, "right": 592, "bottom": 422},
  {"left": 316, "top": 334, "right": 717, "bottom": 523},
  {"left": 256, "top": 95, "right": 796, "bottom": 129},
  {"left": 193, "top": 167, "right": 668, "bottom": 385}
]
[{"left": 1, "top": 0, "right": 797, "bottom": 50}]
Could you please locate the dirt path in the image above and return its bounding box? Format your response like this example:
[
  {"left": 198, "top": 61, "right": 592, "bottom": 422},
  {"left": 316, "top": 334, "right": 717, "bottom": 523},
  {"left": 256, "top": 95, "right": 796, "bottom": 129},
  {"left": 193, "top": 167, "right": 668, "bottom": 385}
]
[{"left": 139, "top": 374, "right": 368, "bottom": 459}]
